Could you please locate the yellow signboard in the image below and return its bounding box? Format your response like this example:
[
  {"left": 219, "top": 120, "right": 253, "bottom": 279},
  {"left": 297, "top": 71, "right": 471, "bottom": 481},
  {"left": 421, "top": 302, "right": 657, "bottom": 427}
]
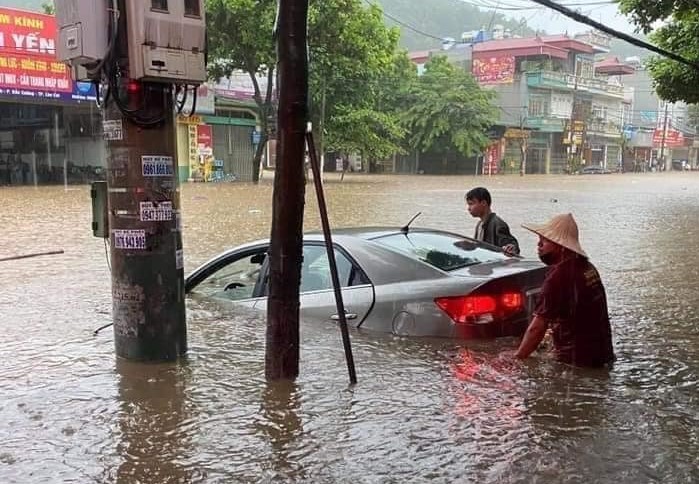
[
  {"left": 177, "top": 114, "right": 204, "bottom": 125},
  {"left": 504, "top": 128, "right": 529, "bottom": 139}
]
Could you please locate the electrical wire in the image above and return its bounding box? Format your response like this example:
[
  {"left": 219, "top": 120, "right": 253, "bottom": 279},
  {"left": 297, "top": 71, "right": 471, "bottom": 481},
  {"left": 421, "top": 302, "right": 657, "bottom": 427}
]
[
  {"left": 526, "top": 0, "right": 699, "bottom": 70},
  {"left": 104, "top": 237, "right": 111, "bottom": 273}
]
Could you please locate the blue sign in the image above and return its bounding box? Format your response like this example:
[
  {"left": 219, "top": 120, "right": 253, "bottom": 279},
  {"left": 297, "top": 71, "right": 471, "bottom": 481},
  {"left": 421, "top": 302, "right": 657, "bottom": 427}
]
[
  {"left": 251, "top": 130, "right": 262, "bottom": 145},
  {"left": 640, "top": 111, "right": 657, "bottom": 123},
  {"left": 0, "top": 80, "right": 97, "bottom": 103}
]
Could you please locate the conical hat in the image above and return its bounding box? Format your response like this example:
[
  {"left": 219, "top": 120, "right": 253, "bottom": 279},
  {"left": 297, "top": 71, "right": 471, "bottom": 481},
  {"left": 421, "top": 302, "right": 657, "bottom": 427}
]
[{"left": 522, "top": 213, "right": 587, "bottom": 257}]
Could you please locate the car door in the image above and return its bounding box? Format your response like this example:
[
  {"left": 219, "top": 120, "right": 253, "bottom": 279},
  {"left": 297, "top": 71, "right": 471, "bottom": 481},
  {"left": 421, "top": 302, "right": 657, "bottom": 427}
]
[
  {"left": 186, "top": 245, "right": 269, "bottom": 309},
  {"left": 295, "top": 243, "right": 374, "bottom": 327}
]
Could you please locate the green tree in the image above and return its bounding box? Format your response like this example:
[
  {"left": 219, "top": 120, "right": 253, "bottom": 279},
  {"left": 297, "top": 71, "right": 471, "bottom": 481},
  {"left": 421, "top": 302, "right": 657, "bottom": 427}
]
[
  {"left": 402, "top": 56, "right": 497, "bottom": 164},
  {"left": 206, "top": 0, "right": 409, "bottom": 181},
  {"left": 41, "top": 1, "right": 54, "bottom": 14},
  {"left": 322, "top": 51, "right": 416, "bottom": 165},
  {"left": 309, "top": 1, "right": 409, "bottom": 166},
  {"left": 206, "top": 0, "right": 277, "bottom": 183},
  {"left": 687, "top": 104, "right": 699, "bottom": 131},
  {"left": 618, "top": 1, "right": 699, "bottom": 103}
]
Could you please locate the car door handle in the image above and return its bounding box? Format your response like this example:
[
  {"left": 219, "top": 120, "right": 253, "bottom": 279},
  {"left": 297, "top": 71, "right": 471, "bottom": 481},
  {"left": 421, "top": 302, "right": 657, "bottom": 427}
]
[{"left": 331, "top": 312, "right": 358, "bottom": 321}]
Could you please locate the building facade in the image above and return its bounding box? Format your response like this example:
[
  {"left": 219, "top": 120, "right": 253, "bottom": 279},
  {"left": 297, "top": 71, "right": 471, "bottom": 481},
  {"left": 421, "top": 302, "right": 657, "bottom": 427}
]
[
  {"left": 0, "top": 7, "right": 264, "bottom": 186},
  {"left": 473, "top": 34, "right": 633, "bottom": 174},
  {"left": 0, "top": 7, "right": 104, "bottom": 186},
  {"left": 622, "top": 65, "right": 696, "bottom": 171}
]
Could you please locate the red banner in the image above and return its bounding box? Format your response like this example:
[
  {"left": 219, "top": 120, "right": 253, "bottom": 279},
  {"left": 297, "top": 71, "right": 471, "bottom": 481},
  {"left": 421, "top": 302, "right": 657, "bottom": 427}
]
[
  {"left": 196, "top": 125, "right": 213, "bottom": 155},
  {"left": 472, "top": 56, "right": 515, "bottom": 85},
  {"left": 0, "top": 8, "right": 71, "bottom": 94},
  {"left": 483, "top": 143, "right": 500, "bottom": 175},
  {"left": 653, "top": 129, "right": 685, "bottom": 147}
]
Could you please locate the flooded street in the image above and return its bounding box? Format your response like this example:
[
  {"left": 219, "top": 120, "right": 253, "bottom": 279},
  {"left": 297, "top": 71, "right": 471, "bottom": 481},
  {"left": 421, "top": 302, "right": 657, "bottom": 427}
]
[{"left": 1, "top": 173, "right": 698, "bottom": 483}]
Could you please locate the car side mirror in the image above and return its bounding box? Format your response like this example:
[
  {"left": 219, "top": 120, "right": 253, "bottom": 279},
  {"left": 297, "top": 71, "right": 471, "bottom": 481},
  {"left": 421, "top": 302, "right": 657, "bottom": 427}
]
[{"left": 251, "top": 253, "right": 266, "bottom": 265}]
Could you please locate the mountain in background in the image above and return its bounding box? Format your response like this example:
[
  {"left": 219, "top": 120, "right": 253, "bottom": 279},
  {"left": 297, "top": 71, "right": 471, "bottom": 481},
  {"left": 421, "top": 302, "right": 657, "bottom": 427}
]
[
  {"left": 2, "top": 0, "right": 45, "bottom": 12},
  {"left": 609, "top": 38, "right": 650, "bottom": 62},
  {"left": 375, "top": 0, "right": 650, "bottom": 61},
  {"left": 375, "top": 0, "right": 537, "bottom": 51}
]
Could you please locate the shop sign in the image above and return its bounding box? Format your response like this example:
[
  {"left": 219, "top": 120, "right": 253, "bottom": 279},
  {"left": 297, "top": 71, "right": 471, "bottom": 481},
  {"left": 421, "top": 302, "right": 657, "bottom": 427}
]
[
  {"left": 177, "top": 114, "right": 203, "bottom": 125},
  {"left": 197, "top": 125, "right": 213, "bottom": 156},
  {"left": 504, "top": 128, "right": 529, "bottom": 139},
  {"left": 0, "top": 7, "right": 95, "bottom": 102},
  {"left": 652, "top": 129, "right": 685, "bottom": 147},
  {"left": 472, "top": 55, "right": 515, "bottom": 85},
  {"left": 483, "top": 143, "right": 500, "bottom": 175}
]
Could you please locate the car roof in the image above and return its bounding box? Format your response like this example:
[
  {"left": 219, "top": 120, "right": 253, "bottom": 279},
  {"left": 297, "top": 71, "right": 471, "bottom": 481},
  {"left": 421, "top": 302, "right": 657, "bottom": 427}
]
[
  {"left": 305, "top": 226, "right": 462, "bottom": 241},
  {"left": 189, "top": 227, "right": 472, "bottom": 287}
]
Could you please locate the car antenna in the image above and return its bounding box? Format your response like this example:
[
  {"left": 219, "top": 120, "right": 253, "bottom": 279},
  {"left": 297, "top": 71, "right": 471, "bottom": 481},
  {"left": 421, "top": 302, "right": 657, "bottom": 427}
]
[{"left": 400, "top": 212, "right": 422, "bottom": 234}]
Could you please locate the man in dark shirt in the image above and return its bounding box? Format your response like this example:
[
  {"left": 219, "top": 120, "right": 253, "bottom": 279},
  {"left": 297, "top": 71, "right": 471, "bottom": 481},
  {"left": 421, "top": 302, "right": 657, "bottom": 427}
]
[
  {"left": 465, "top": 187, "right": 519, "bottom": 256},
  {"left": 515, "top": 213, "right": 615, "bottom": 367}
]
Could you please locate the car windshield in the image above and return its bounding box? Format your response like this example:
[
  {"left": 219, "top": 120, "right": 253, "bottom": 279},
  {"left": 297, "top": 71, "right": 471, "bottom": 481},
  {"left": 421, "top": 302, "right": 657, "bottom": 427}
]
[{"left": 372, "top": 231, "right": 509, "bottom": 271}]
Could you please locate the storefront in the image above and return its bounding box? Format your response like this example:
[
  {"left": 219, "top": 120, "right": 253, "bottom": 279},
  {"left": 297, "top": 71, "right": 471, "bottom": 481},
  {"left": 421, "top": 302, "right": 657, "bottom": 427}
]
[{"left": 0, "top": 7, "right": 103, "bottom": 186}]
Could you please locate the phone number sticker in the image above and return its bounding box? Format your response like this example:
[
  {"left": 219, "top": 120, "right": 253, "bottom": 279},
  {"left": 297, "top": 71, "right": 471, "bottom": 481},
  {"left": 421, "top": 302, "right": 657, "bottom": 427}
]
[
  {"left": 112, "top": 229, "right": 147, "bottom": 250},
  {"left": 142, "top": 156, "right": 174, "bottom": 177},
  {"left": 139, "top": 201, "right": 173, "bottom": 222}
]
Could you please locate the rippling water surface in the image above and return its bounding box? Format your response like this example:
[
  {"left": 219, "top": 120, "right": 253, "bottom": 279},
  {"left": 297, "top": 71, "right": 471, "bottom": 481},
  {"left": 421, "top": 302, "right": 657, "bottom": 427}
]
[{"left": 1, "top": 173, "right": 697, "bottom": 483}]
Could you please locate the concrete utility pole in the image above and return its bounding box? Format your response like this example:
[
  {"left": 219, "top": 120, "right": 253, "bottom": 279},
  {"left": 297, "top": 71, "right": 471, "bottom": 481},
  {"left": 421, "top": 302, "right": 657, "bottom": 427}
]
[
  {"left": 659, "top": 103, "right": 669, "bottom": 171},
  {"left": 56, "top": 0, "right": 207, "bottom": 361},
  {"left": 105, "top": 0, "right": 186, "bottom": 361},
  {"left": 519, "top": 107, "right": 527, "bottom": 176},
  {"left": 266, "top": 0, "right": 309, "bottom": 380}
]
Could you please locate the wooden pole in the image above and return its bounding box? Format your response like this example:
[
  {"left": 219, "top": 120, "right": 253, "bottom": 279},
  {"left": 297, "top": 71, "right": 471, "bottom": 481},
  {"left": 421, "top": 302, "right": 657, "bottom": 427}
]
[
  {"left": 306, "top": 131, "right": 357, "bottom": 384},
  {"left": 266, "top": 0, "right": 309, "bottom": 380}
]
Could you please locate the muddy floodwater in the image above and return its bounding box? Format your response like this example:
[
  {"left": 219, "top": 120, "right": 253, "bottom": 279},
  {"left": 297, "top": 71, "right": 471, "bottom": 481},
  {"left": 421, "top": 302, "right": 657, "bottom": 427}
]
[{"left": 1, "top": 173, "right": 697, "bottom": 483}]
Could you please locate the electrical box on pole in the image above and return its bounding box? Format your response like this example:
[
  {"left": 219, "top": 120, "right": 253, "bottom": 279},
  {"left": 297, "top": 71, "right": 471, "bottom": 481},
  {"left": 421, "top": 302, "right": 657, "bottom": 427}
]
[
  {"left": 56, "top": 0, "right": 206, "bottom": 84},
  {"left": 55, "top": 0, "right": 111, "bottom": 80},
  {"left": 124, "top": 0, "right": 207, "bottom": 83}
]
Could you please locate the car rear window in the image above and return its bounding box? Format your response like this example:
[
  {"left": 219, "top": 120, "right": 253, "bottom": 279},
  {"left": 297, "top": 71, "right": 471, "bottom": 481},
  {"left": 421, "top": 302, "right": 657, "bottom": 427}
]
[{"left": 373, "top": 232, "right": 508, "bottom": 271}]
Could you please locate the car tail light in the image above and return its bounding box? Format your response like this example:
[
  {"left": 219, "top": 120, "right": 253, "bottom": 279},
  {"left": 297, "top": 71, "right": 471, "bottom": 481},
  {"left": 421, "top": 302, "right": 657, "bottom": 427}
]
[{"left": 435, "top": 292, "right": 524, "bottom": 324}]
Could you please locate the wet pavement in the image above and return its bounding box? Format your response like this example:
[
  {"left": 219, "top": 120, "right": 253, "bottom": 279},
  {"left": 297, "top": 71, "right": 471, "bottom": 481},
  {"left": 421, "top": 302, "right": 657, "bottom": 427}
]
[{"left": 0, "top": 173, "right": 697, "bottom": 483}]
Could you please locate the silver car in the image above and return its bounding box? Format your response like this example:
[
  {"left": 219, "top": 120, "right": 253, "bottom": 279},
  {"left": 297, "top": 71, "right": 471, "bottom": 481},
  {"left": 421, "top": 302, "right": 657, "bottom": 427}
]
[{"left": 185, "top": 228, "right": 547, "bottom": 339}]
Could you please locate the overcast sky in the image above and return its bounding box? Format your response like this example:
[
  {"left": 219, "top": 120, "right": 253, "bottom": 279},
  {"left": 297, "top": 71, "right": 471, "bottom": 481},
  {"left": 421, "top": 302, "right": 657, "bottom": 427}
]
[{"left": 479, "top": 1, "right": 639, "bottom": 36}]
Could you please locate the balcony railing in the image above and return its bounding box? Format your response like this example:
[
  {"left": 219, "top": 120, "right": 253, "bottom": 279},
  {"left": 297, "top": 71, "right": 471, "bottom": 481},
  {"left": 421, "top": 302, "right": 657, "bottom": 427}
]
[{"left": 527, "top": 71, "right": 625, "bottom": 97}]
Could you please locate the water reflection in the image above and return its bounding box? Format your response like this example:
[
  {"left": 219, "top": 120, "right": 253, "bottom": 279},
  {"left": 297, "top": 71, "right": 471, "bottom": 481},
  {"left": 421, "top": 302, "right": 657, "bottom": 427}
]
[
  {"left": 254, "top": 381, "right": 305, "bottom": 480},
  {"left": 114, "top": 360, "right": 199, "bottom": 483}
]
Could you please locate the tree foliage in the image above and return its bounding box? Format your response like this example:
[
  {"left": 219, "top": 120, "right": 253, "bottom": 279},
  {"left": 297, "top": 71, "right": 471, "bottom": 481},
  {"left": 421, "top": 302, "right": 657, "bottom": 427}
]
[
  {"left": 618, "top": 0, "right": 699, "bottom": 103},
  {"left": 402, "top": 56, "right": 497, "bottom": 159},
  {"left": 206, "top": 0, "right": 409, "bottom": 178},
  {"left": 206, "top": 0, "right": 277, "bottom": 183},
  {"left": 308, "top": 1, "right": 409, "bottom": 161}
]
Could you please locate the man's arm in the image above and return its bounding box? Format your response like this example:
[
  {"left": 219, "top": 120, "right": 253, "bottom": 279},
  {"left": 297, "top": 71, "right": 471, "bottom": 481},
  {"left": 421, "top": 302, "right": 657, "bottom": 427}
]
[
  {"left": 495, "top": 220, "right": 520, "bottom": 255},
  {"left": 515, "top": 315, "right": 548, "bottom": 359}
]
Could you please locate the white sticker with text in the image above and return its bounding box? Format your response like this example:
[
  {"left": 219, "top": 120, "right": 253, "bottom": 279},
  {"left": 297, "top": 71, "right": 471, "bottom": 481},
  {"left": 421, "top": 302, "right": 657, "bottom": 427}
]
[
  {"left": 176, "top": 249, "right": 184, "bottom": 270},
  {"left": 112, "top": 229, "right": 147, "bottom": 250},
  {"left": 103, "top": 120, "right": 123, "bottom": 141},
  {"left": 139, "top": 201, "right": 173, "bottom": 222},
  {"left": 142, "top": 156, "right": 174, "bottom": 177}
]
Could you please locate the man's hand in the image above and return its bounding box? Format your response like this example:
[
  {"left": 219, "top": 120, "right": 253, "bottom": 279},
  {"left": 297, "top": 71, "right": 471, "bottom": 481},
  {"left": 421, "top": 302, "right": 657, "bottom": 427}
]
[{"left": 502, "top": 244, "right": 517, "bottom": 256}]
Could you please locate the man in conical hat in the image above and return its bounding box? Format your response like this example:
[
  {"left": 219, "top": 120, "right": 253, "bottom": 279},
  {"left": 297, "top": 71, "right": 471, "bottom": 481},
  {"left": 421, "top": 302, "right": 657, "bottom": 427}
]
[{"left": 515, "top": 213, "right": 615, "bottom": 367}]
